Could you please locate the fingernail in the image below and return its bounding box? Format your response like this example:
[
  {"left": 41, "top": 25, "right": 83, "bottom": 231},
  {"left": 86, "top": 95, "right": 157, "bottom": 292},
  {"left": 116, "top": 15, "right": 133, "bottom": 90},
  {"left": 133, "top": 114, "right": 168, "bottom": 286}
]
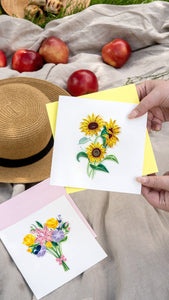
[
  {"left": 155, "top": 125, "right": 161, "bottom": 131},
  {"left": 136, "top": 176, "right": 148, "bottom": 184},
  {"left": 128, "top": 110, "right": 139, "bottom": 119}
]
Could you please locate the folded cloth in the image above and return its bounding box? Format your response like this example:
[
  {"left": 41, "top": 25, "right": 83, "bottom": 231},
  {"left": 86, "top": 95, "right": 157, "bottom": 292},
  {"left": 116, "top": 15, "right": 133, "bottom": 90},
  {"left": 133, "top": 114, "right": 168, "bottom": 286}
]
[{"left": 1, "top": 2, "right": 169, "bottom": 300}]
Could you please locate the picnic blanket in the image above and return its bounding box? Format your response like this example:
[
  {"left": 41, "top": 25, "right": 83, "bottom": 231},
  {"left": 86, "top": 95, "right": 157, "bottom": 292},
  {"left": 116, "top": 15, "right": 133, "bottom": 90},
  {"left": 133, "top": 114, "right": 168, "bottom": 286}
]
[{"left": 1, "top": 1, "right": 169, "bottom": 299}]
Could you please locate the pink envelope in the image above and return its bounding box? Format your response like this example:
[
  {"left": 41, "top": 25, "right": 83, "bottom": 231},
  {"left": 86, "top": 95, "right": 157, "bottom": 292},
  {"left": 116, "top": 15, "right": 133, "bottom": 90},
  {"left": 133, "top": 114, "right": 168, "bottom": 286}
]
[{"left": 0, "top": 178, "right": 96, "bottom": 237}]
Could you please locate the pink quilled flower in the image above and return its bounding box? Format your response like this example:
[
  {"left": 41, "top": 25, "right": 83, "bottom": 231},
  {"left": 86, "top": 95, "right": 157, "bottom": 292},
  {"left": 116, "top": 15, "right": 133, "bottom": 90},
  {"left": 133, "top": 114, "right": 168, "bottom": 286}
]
[{"left": 34, "top": 225, "right": 53, "bottom": 245}]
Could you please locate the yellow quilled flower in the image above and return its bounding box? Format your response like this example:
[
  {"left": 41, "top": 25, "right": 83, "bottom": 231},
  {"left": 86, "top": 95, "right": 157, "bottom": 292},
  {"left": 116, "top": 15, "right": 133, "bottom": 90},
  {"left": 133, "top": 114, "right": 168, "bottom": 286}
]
[
  {"left": 104, "top": 119, "right": 120, "bottom": 148},
  {"left": 80, "top": 114, "right": 104, "bottom": 136},
  {"left": 23, "top": 234, "right": 36, "bottom": 247},
  {"left": 46, "top": 218, "right": 59, "bottom": 229},
  {"left": 46, "top": 241, "right": 53, "bottom": 248},
  {"left": 27, "top": 248, "right": 32, "bottom": 253},
  {"left": 86, "top": 142, "right": 106, "bottom": 163}
]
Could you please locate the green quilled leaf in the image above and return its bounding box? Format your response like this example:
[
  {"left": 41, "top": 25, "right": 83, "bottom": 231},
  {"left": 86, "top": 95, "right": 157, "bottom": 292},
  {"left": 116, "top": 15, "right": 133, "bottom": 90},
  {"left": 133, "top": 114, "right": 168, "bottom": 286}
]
[
  {"left": 104, "top": 155, "right": 119, "bottom": 164},
  {"left": 90, "top": 163, "right": 109, "bottom": 173},
  {"left": 51, "top": 241, "right": 59, "bottom": 247},
  {"left": 32, "top": 248, "right": 37, "bottom": 254},
  {"left": 79, "top": 137, "right": 90, "bottom": 144},
  {"left": 60, "top": 236, "right": 68, "bottom": 242},
  {"left": 62, "top": 222, "right": 69, "bottom": 229},
  {"left": 101, "top": 125, "right": 109, "bottom": 137},
  {"left": 101, "top": 136, "right": 107, "bottom": 148},
  {"left": 35, "top": 221, "right": 43, "bottom": 228},
  {"left": 30, "top": 243, "right": 40, "bottom": 248},
  {"left": 76, "top": 152, "right": 88, "bottom": 162}
]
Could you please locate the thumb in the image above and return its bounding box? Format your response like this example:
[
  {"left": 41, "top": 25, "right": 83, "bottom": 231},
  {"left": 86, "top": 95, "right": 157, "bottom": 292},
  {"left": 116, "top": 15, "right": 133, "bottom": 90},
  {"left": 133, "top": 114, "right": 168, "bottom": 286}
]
[
  {"left": 136, "top": 175, "right": 169, "bottom": 191},
  {"left": 128, "top": 88, "right": 161, "bottom": 119}
]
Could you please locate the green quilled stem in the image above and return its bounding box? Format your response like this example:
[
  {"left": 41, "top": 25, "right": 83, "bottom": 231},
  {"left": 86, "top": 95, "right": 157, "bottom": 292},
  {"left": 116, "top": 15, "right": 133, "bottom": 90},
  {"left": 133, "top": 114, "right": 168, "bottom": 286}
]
[
  {"left": 47, "top": 247, "right": 60, "bottom": 258},
  {"left": 47, "top": 247, "right": 69, "bottom": 271},
  {"left": 91, "top": 168, "right": 95, "bottom": 179},
  {"left": 87, "top": 161, "right": 96, "bottom": 178},
  {"left": 94, "top": 135, "right": 99, "bottom": 144},
  {"left": 87, "top": 161, "right": 90, "bottom": 177},
  {"left": 62, "top": 261, "right": 70, "bottom": 271}
]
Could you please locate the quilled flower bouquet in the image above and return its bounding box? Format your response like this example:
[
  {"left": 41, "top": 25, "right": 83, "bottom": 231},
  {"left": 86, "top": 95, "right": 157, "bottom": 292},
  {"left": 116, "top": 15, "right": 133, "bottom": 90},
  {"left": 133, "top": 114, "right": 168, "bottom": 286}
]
[
  {"left": 77, "top": 114, "right": 120, "bottom": 179},
  {"left": 23, "top": 215, "right": 70, "bottom": 271}
]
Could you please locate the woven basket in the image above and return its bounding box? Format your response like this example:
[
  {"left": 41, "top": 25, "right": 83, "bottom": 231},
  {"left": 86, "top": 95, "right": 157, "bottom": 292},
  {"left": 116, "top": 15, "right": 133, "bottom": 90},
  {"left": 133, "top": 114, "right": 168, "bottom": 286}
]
[{"left": 1, "top": 0, "right": 91, "bottom": 18}]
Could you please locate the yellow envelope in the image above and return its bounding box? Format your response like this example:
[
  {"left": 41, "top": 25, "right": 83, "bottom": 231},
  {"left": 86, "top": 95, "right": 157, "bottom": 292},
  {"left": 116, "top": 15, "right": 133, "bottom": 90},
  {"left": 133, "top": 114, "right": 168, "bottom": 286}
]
[{"left": 46, "top": 84, "right": 158, "bottom": 194}]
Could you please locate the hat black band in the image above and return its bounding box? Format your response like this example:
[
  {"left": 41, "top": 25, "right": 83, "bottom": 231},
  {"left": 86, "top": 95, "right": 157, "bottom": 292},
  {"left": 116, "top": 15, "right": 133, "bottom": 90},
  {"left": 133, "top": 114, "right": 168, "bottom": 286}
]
[{"left": 0, "top": 136, "right": 54, "bottom": 168}]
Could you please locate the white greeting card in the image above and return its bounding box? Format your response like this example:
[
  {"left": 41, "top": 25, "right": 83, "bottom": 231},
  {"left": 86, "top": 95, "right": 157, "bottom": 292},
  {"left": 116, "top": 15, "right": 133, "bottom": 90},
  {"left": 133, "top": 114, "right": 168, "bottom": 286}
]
[
  {"left": 50, "top": 96, "right": 147, "bottom": 194},
  {"left": 0, "top": 194, "right": 106, "bottom": 299}
]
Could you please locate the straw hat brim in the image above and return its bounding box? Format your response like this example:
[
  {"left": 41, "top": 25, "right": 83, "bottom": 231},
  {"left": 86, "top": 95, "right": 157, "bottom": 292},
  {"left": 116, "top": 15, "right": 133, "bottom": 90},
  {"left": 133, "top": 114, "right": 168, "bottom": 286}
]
[
  {"left": 1, "top": 0, "right": 91, "bottom": 19},
  {"left": 0, "top": 77, "right": 70, "bottom": 184}
]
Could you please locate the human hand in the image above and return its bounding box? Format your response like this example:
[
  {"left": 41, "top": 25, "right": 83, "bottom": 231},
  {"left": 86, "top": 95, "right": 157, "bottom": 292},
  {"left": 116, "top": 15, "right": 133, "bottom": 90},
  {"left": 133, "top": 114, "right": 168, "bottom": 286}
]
[
  {"left": 128, "top": 79, "right": 169, "bottom": 132},
  {"left": 136, "top": 173, "right": 169, "bottom": 211}
]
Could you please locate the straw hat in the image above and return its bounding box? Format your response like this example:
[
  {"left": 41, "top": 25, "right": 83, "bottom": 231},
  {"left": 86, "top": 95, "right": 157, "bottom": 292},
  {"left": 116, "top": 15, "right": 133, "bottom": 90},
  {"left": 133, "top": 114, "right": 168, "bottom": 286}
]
[
  {"left": 1, "top": 0, "right": 91, "bottom": 18},
  {"left": 0, "top": 77, "right": 70, "bottom": 183}
]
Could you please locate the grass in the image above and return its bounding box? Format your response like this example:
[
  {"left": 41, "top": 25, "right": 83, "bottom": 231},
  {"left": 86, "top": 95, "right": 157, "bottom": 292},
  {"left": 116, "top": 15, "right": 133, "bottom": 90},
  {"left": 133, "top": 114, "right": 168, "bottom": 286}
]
[
  {"left": 0, "top": 0, "right": 169, "bottom": 27},
  {"left": 0, "top": 2, "right": 4, "bottom": 15}
]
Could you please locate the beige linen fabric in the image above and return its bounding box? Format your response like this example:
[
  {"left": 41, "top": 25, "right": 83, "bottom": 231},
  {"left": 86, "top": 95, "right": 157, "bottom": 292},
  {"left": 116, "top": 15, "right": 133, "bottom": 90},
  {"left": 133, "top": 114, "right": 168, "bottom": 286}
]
[{"left": 1, "top": 2, "right": 169, "bottom": 299}]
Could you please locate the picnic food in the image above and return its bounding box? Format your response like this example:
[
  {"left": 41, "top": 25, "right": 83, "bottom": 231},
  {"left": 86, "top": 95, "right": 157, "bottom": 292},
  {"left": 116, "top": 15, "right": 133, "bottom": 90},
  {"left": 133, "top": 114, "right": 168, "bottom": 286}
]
[
  {"left": 67, "top": 69, "right": 98, "bottom": 96},
  {"left": 24, "top": 4, "right": 44, "bottom": 18},
  {"left": 102, "top": 38, "right": 131, "bottom": 68},
  {"left": 38, "top": 36, "right": 69, "bottom": 64},
  {"left": 24, "top": 0, "right": 63, "bottom": 20},
  {"left": 44, "top": 0, "right": 63, "bottom": 13},
  {"left": 0, "top": 50, "right": 7, "bottom": 67},
  {"left": 12, "top": 49, "right": 44, "bottom": 72}
]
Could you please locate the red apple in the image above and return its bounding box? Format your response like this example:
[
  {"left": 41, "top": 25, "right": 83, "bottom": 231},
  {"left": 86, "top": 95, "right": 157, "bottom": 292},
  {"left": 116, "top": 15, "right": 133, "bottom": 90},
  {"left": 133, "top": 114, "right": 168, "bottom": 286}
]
[
  {"left": 102, "top": 38, "right": 131, "bottom": 68},
  {"left": 67, "top": 69, "right": 98, "bottom": 96},
  {"left": 12, "top": 49, "right": 43, "bottom": 72},
  {"left": 38, "top": 36, "right": 69, "bottom": 65},
  {"left": 0, "top": 50, "right": 7, "bottom": 67}
]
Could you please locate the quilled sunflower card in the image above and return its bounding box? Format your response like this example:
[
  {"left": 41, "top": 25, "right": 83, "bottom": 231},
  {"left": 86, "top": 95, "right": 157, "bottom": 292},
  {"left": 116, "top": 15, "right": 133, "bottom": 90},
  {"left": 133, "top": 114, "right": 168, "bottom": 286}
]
[
  {"left": 50, "top": 96, "right": 147, "bottom": 194},
  {"left": 0, "top": 179, "right": 107, "bottom": 299}
]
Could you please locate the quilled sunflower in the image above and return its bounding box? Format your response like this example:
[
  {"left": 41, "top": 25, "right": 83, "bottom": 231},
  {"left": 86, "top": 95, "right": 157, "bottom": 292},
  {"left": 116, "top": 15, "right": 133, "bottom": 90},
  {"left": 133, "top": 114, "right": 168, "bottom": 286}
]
[
  {"left": 86, "top": 142, "right": 106, "bottom": 163},
  {"left": 104, "top": 119, "right": 120, "bottom": 148},
  {"left": 80, "top": 113, "right": 104, "bottom": 136}
]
